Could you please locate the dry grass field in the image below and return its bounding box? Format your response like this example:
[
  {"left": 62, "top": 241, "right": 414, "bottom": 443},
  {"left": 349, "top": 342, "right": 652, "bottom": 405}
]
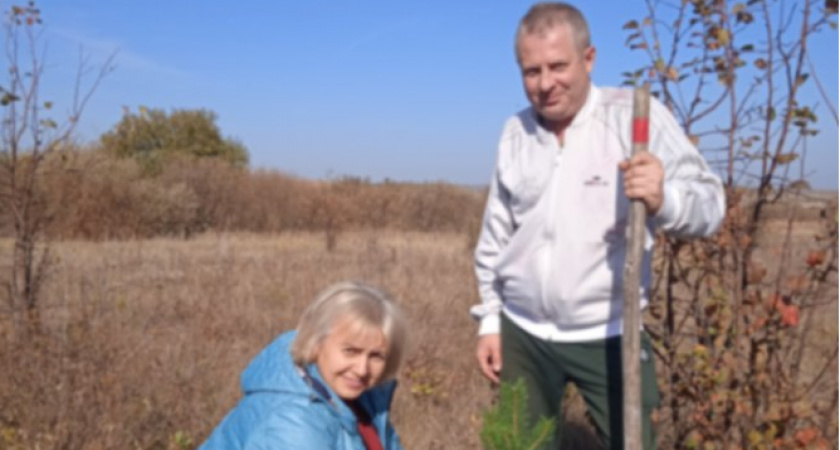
[
  {"left": 2, "top": 231, "right": 602, "bottom": 449},
  {"left": 0, "top": 188, "right": 835, "bottom": 449}
]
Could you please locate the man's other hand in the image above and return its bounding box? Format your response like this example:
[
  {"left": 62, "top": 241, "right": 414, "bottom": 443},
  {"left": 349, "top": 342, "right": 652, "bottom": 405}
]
[{"left": 476, "top": 334, "right": 502, "bottom": 383}]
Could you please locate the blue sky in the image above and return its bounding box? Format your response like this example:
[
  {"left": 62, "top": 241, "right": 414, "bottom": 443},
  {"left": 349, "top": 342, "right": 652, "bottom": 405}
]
[{"left": 18, "top": 0, "right": 840, "bottom": 189}]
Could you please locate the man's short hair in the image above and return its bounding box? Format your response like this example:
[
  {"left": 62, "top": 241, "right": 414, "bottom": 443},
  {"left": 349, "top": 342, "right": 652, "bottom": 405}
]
[
  {"left": 290, "top": 281, "right": 408, "bottom": 383},
  {"left": 516, "top": 2, "right": 591, "bottom": 56}
]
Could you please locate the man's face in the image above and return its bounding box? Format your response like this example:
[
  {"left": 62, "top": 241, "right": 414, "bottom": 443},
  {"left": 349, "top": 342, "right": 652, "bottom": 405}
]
[
  {"left": 315, "top": 319, "right": 388, "bottom": 401},
  {"left": 517, "top": 26, "right": 595, "bottom": 130}
]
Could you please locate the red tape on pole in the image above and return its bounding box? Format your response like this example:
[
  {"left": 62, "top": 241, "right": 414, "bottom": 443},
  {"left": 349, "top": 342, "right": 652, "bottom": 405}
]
[{"left": 632, "top": 118, "right": 649, "bottom": 144}]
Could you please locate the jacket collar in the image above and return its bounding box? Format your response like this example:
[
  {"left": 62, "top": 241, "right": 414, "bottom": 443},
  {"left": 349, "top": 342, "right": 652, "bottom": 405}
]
[
  {"left": 300, "top": 357, "right": 398, "bottom": 434},
  {"left": 529, "top": 82, "right": 600, "bottom": 146}
]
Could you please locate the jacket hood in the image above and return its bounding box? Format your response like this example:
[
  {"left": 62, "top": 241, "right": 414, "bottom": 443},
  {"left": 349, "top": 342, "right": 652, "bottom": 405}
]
[{"left": 240, "top": 331, "right": 310, "bottom": 397}]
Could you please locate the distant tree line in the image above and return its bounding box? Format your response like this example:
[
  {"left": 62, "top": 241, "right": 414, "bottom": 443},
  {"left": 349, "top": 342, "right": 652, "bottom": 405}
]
[{"left": 0, "top": 106, "right": 484, "bottom": 241}]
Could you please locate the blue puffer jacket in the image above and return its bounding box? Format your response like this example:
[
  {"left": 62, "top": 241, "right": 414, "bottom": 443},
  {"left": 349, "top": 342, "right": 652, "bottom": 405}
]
[{"left": 200, "top": 331, "right": 404, "bottom": 450}]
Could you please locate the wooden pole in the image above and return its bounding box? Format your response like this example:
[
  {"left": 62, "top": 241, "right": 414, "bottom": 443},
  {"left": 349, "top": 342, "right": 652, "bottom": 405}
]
[{"left": 623, "top": 83, "right": 650, "bottom": 450}]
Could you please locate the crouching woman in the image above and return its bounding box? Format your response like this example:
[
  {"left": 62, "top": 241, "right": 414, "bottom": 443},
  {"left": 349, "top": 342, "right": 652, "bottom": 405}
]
[{"left": 201, "top": 281, "right": 408, "bottom": 450}]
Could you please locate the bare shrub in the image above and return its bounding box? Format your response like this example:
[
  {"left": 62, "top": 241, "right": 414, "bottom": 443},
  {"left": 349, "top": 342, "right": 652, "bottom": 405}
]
[
  {"left": 157, "top": 155, "right": 246, "bottom": 233},
  {"left": 42, "top": 151, "right": 199, "bottom": 239},
  {"left": 622, "top": 1, "right": 838, "bottom": 447},
  {"left": 0, "top": 3, "right": 113, "bottom": 334}
]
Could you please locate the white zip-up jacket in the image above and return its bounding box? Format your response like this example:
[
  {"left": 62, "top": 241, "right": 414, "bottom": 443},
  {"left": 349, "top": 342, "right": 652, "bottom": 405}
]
[{"left": 471, "top": 84, "right": 725, "bottom": 342}]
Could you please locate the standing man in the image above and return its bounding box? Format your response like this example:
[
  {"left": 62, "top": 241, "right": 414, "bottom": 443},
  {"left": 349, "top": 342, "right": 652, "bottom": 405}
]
[{"left": 471, "top": 3, "right": 724, "bottom": 449}]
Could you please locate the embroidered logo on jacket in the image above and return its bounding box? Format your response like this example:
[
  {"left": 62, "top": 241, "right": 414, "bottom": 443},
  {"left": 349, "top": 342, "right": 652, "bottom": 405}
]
[{"left": 584, "top": 175, "right": 608, "bottom": 187}]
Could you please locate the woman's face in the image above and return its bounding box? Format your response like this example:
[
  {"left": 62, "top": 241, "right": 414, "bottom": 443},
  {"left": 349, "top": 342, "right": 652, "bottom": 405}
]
[{"left": 315, "top": 319, "right": 388, "bottom": 401}]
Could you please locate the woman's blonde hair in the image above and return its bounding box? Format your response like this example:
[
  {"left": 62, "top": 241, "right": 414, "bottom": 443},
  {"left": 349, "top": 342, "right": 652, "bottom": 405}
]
[{"left": 290, "top": 281, "right": 408, "bottom": 383}]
